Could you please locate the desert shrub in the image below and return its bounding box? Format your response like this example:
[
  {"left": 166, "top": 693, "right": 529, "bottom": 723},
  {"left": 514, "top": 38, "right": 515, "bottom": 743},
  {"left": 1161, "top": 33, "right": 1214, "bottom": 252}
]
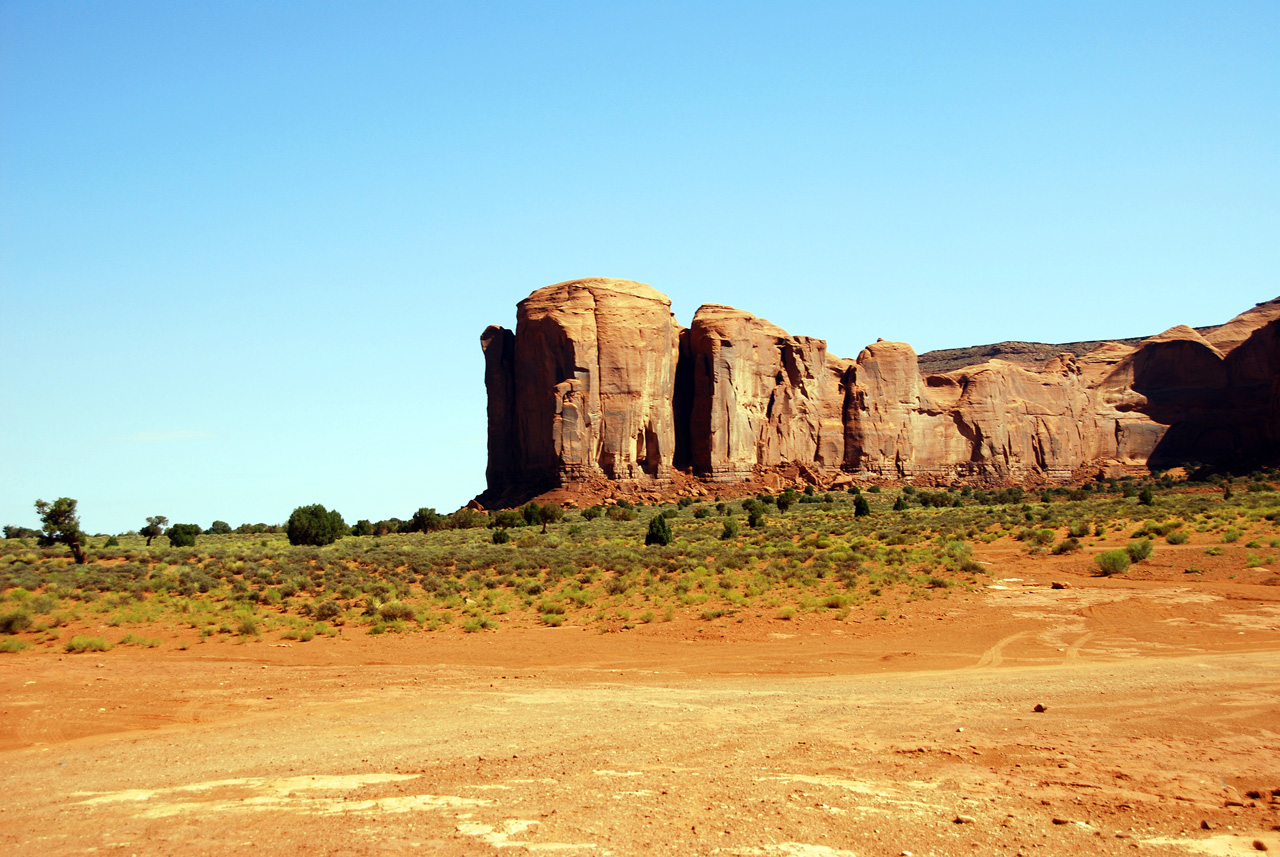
[
  {"left": 166, "top": 524, "right": 202, "bottom": 548},
  {"left": 1223, "top": 528, "right": 1242, "bottom": 543},
  {"left": 0, "top": 638, "right": 30, "bottom": 653},
  {"left": 693, "top": 505, "right": 711, "bottom": 519},
  {"left": 1095, "top": 550, "right": 1131, "bottom": 576},
  {"left": 379, "top": 602, "right": 416, "bottom": 622},
  {"left": 65, "top": 635, "right": 111, "bottom": 653},
  {"left": 747, "top": 508, "right": 765, "bottom": 528},
  {"left": 677, "top": 497, "right": 693, "bottom": 508},
  {"left": 606, "top": 506, "right": 635, "bottom": 522},
  {"left": 1126, "top": 539, "right": 1153, "bottom": 562},
  {"left": 286, "top": 505, "right": 347, "bottom": 547},
  {"left": 492, "top": 528, "right": 511, "bottom": 544},
  {"left": 0, "top": 610, "right": 32, "bottom": 634},
  {"left": 314, "top": 600, "right": 344, "bottom": 621},
  {"left": 1052, "top": 538, "right": 1081, "bottom": 555},
  {"left": 721, "top": 518, "right": 739, "bottom": 540},
  {"left": 447, "top": 508, "right": 488, "bottom": 529},
  {"left": 645, "top": 515, "right": 673, "bottom": 546},
  {"left": 581, "top": 506, "right": 604, "bottom": 521},
  {"left": 1166, "top": 531, "right": 1188, "bottom": 545},
  {"left": 1138, "top": 487, "right": 1155, "bottom": 506},
  {"left": 1068, "top": 520, "right": 1091, "bottom": 538}
]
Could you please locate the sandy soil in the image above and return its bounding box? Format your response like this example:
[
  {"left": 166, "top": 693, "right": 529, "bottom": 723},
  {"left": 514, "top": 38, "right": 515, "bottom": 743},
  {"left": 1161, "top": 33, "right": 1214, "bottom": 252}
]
[{"left": 3, "top": 554, "right": 1280, "bottom": 856}]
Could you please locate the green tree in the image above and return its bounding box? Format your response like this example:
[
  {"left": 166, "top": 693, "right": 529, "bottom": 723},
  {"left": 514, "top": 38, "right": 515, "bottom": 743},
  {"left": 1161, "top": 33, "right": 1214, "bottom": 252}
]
[
  {"left": 36, "top": 497, "right": 87, "bottom": 564},
  {"left": 166, "top": 523, "right": 202, "bottom": 547},
  {"left": 645, "top": 514, "right": 673, "bottom": 546},
  {"left": 408, "top": 507, "right": 444, "bottom": 533},
  {"left": 351, "top": 519, "right": 375, "bottom": 537},
  {"left": 1137, "top": 487, "right": 1155, "bottom": 506},
  {"left": 892, "top": 495, "right": 908, "bottom": 512},
  {"left": 206, "top": 520, "right": 233, "bottom": 535},
  {"left": 286, "top": 504, "right": 347, "bottom": 547},
  {"left": 538, "top": 503, "right": 564, "bottom": 533},
  {"left": 140, "top": 515, "right": 168, "bottom": 547},
  {"left": 854, "top": 494, "right": 872, "bottom": 517},
  {"left": 720, "top": 517, "right": 739, "bottom": 540}
]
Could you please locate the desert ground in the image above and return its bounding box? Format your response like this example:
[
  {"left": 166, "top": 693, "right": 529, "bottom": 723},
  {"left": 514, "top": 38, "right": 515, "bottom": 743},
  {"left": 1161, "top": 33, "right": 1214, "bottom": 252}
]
[{"left": 3, "top": 544, "right": 1279, "bottom": 857}]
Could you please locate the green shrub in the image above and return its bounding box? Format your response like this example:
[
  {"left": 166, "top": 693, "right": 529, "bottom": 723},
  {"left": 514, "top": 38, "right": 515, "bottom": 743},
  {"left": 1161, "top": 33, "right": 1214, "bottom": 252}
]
[
  {"left": 0, "top": 610, "right": 32, "bottom": 635},
  {"left": 854, "top": 495, "right": 871, "bottom": 517},
  {"left": 492, "top": 528, "right": 511, "bottom": 544},
  {"left": 166, "top": 523, "right": 202, "bottom": 547},
  {"left": 721, "top": 518, "right": 739, "bottom": 540},
  {"left": 65, "top": 635, "right": 112, "bottom": 653},
  {"left": 606, "top": 506, "right": 635, "bottom": 522},
  {"left": 1052, "top": 538, "right": 1081, "bottom": 555},
  {"left": 1223, "top": 528, "right": 1242, "bottom": 543},
  {"left": 1095, "top": 550, "right": 1131, "bottom": 576},
  {"left": 0, "top": 638, "right": 30, "bottom": 653},
  {"left": 379, "top": 602, "right": 416, "bottom": 622},
  {"left": 286, "top": 504, "right": 347, "bottom": 547},
  {"left": 1166, "top": 531, "right": 1188, "bottom": 545},
  {"left": 1126, "top": 539, "right": 1153, "bottom": 562},
  {"left": 315, "top": 601, "right": 343, "bottom": 621},
  {"left": 1137, "top": 487, "right": 1155, "bottom": 506},
  {"left": 645, "top": 515, "right": 673, "bottom": 546}
]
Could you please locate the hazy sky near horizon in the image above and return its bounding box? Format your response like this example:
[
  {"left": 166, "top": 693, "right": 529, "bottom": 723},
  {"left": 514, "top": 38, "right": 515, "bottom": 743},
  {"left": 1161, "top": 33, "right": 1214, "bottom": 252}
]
[{"left": 2, "top": 1, "right": 1277, "bottom": 534}]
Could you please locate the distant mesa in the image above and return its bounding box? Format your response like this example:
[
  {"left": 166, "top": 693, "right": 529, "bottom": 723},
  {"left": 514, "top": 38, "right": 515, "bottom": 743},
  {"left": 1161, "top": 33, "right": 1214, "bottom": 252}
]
[{"left": 477, "top": 279, "right": 1280, "bottom": 508}]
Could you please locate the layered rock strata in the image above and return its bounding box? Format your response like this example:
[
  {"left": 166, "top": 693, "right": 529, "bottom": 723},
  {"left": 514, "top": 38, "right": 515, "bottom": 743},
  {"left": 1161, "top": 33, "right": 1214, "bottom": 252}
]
[{"left": 479, "top": 283, "right": 1280, "bottom": 506}]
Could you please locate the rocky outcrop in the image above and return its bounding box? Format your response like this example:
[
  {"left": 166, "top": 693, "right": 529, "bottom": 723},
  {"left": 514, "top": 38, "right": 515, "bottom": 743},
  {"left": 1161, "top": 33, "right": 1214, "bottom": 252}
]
[
  {"left": 479, "top": 278, "right": 681, "bottom": 505},
  {"left": 688, "top": 305, "right": 849, "bottom": 480},
  {"left": 479, "top": 281, "right": 1280, "bottom": 506}
]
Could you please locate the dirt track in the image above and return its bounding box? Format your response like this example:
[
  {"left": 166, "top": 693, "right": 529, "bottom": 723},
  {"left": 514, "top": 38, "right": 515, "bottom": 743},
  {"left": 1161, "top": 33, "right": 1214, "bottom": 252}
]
[{"left": 4, "top": 565, "right": 1280, "bottom": 856}]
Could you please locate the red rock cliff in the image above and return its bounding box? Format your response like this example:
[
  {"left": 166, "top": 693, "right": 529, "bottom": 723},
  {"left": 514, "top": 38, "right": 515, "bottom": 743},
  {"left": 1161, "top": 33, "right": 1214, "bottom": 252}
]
[{"left": 479, "top": 284, "right": 1280, "bottom": 506}]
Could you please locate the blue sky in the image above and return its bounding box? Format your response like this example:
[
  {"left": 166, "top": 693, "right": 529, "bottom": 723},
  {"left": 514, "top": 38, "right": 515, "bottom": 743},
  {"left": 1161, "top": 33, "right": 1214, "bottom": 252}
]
[{"left": 2, "top": 1, "right": 1276, "bottom": 534}]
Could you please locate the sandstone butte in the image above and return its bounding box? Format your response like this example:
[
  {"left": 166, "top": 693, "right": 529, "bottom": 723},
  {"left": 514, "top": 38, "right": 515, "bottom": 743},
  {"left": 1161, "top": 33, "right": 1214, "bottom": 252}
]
[{"left": 477, "top": 278, "right": 1280, "bottom": 508}]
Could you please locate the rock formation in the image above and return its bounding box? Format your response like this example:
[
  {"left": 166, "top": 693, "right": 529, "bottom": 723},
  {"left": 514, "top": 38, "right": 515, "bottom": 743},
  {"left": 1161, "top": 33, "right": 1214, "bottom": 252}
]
[
  {"left": 481, "top": 278, "right": 681, "bottom": 502},
  {"left": 478, "top": 283, "right": 1280, "bottom": 507}
]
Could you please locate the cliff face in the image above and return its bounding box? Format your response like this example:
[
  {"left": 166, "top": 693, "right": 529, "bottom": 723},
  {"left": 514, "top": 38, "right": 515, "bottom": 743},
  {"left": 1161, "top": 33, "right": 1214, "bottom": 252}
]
[
  {"left": 482, "top": 278, "right": 682, "bottom": 501},
  {"left": 688, "top": 305, "right": 849, "bottom": 480},
  {"left": 479, "top": 284, "right": 1280, "bottom": 506}
]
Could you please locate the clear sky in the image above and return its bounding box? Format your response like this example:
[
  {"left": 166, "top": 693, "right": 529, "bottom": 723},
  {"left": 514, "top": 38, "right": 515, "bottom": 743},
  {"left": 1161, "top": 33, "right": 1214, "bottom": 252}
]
[{"left": 2, "top": 1, "right": 1277, "bottom": 534}]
